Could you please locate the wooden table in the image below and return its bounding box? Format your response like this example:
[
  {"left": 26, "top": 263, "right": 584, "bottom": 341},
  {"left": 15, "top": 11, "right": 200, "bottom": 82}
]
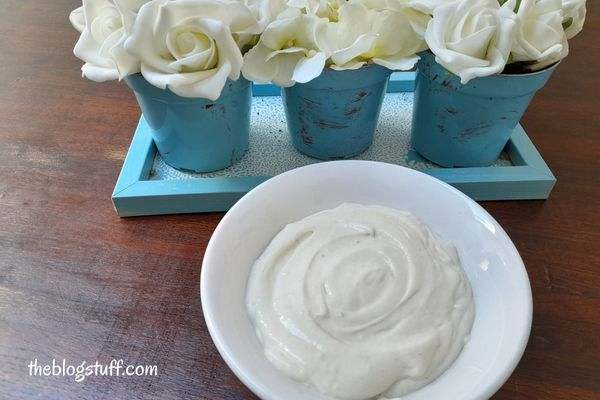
[{"left": 1, "top": 1, "right": 598, "bottom": 399}]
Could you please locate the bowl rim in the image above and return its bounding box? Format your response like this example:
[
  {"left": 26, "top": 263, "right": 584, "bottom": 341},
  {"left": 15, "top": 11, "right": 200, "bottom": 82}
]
[{"left": 200, "top": 160, "right": 533, "bottom": 400}]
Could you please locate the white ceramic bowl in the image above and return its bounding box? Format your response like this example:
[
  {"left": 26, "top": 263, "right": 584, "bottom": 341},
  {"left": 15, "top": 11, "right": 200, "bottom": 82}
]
[{"left": 201, "top": 161, "right": 532, "bottom": 400}]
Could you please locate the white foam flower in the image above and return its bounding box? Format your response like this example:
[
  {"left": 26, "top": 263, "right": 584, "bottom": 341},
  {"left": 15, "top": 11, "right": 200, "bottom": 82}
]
[
  {"left": 124, "top": 0, "right": 262, "bottom": 100},
  {"left": 425, "top": 0, "right": 518, "bottom": 84},
  {"left": 562, "top": 0, "right": 586, "bottom": 39},
  {"left": 319, "top": 1, "right": 427, "bottom": 71},
  {"left": 72, "top": 0, "right": 149, "bottom": 82},
  {"left": 511, "top": 0, "right": 568, "bottom": 69},
  {"left": 242, "top": 8, "right": 329, "bottom": 86}
]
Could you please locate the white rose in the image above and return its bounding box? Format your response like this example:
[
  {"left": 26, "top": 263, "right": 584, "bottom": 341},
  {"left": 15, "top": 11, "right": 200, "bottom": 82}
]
[
  {"left": 319, "top": 2, "right": 427, "bottom": 71},
  {"left": 124, "top": 0, "right": 262, "bottom": 100},
  {"left": 562, "top": 0, "right": 586, "bottom": 39},
  {"left": 425, "top": 0, "right": 518, "bottom": 84},
  {"left": 511, "top": 0, "right": 568, "bottom": 68},
  {"left": 242, "top": 8, "right": 328, "bottom": 86},
  {"left": 72, "top": 0, "right": 149, "bottom": 82}
]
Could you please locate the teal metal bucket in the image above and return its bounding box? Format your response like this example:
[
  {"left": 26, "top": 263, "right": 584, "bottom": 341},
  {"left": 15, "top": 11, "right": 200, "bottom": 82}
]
[
  {"left": 411, "top": 52, "right": 557, "bottom": 167},
  {"left": 125, "top": 74, "right": 251, "bottom": 173},
  {"left": 282, "top": 64, "right": 392, "bottom": 160}
]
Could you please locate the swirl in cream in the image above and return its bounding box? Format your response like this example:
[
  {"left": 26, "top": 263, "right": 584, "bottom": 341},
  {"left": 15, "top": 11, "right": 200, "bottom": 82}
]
[{"left": 246, "top": 203, "right": 475, "bottom": 400}]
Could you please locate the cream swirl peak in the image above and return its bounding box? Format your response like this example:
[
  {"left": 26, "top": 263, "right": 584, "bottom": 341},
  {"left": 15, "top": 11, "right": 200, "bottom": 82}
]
[{"left": 246, "top": 203, "right": 475, "bottom": 400}]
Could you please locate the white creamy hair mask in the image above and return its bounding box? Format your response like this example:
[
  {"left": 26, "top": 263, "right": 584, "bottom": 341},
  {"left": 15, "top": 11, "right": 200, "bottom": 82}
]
[{"left": 246, "top": 203, "right": 475, "bottom": 400}]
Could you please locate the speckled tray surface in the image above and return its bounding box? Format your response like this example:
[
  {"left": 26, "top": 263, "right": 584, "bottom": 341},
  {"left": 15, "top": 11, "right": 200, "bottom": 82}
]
[
  {"left": 150, "top": 92, "right": 510, "bottom": 181},
  {"left": 112, "top": 75, "right": 555, "bottom": 217}
]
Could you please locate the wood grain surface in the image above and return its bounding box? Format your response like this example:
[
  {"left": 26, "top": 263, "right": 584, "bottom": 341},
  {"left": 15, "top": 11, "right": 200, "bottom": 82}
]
[{"left": 0, "top": 1, "right": 598, "bottom": 399}]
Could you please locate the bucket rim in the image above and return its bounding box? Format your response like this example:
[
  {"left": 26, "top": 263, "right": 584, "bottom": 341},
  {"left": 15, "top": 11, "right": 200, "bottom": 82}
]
[
  {"left": 124, "top": 73, "right": 251, "bottom": 104},
  {"left": 419, "top": 50, "right": 561, "bottom": 79}
]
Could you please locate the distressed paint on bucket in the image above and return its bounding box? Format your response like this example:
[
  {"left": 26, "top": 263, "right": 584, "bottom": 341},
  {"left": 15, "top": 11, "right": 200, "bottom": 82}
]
[
  {"left": 411, "top": 51, "right": 558, "bottom": 167},
  {"left": 125, "top": 74, "right": 251, "bottom": 173},
  {"left": 282, "top": 64, "right": 392, "bottom": 160}
]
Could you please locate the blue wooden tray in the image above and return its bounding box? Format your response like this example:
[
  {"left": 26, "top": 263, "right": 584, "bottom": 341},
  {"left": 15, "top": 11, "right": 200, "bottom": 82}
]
[{"left": 112, "top": 72, "right": 555, "bottom": 217}]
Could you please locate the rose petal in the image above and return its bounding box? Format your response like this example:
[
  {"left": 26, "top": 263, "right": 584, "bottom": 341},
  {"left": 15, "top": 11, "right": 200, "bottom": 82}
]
[
  {"left": 109, "top": 35, "right": 141, "bottom": 77},
  {"left": 141, "top": 62, "right": 216, "bottom": 90},
  {"left": 74, "top": 29, "right": 116, "bottom": 69},
  {"left": 563, "top": 0, "right": 586, "bottom": 39},
  {"left": 125, "top": 0, "right": 171, "bottom": 72},
  {"left": 292, "top": 51, "right": 326, "bottom": 83},
  {"left": 373, "top": 54, "right": 420, "bottom": 71},
  {"left": 265, "top": 46, "right": 306, "bottom": 61},
  {"left": 169, "top": 61, "right": 232, "bottom": 100},
  {"left": 331, "top": 33, "right": 376, "bottom": 67},
  {"left": 81, "top": 62, "right": 120, "bottom": 82},
  {"left": 271, "top": 51, "right": 304, "bottom": 87},
  {"left": 242, "top": 42, "right": 280, "bottom": 83},
  {"left": 330, "top": 60, "right": 365, "bottom": 71},
  {"left": 69, "top": 6, "right": 86, "bottom": 33},
  {"left": 372, "top": 10, "right": 426, "bottom": 56},
  {"left": 447, "top": 26, "right": 496, "bottom": 59},
  {"left": 261, "top": 15, "right": 303, "bottom": 50}
]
